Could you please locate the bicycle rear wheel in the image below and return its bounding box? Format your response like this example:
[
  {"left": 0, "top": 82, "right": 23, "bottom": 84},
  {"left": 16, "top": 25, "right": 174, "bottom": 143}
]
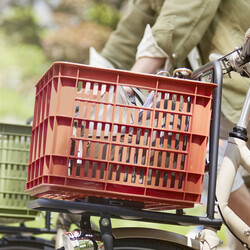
[
  {"left": 56, "top": 236, "right": 199, "bottom": 250},
  {"left": 114, "top": 238, "right": 196, "bottom": 249}
]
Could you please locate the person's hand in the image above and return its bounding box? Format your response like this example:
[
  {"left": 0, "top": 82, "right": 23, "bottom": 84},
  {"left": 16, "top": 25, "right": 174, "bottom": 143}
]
[
  {"left": 124, "top": 57, "right": 165, "bottom": 97},
  {"left": 123, "top": 86, "right": 134, "bottom": 96}
]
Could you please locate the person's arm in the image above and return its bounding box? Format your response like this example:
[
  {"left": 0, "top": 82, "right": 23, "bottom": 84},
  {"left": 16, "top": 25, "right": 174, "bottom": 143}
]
[
  {"left": 128, "top": 0, "right": 221, "bottom": 76},
  {"left": 101, "top": 1, "right": 156, "bottom": 70},
  {"left": 123, "top": 56, "right": 165, "bottom": 95},
  {"left": 150, "top": 0, "right": 221, "bottom": 65}
]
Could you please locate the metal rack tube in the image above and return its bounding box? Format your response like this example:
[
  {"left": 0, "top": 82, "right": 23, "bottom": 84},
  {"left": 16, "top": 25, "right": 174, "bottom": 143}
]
[{"left": 193, "top": 61, "right": 223, "bottom": 219}]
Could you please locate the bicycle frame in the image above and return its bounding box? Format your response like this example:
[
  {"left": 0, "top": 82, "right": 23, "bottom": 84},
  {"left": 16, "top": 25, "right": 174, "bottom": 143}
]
[{"left": 215, "top": 85, "right": 250, "bottom": 248}]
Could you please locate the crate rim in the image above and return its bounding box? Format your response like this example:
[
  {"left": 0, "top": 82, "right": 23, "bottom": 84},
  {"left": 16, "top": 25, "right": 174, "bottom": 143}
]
[
  {"left": 0, "top": 122, "right": 32, "bottom": 127},
  {"left": 37, "top": 61, "right": 218, "bottom": 88}
]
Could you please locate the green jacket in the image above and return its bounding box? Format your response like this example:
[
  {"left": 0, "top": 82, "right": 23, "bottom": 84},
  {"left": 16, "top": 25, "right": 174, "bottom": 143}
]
[{"left": 101, "top": 0, "right": 250, "bottom": 124}]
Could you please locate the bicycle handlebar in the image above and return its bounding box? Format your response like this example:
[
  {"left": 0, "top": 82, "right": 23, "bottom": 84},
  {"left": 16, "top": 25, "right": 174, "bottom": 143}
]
[{"left": 209, "top": 28, "right": 250, "bottom": 78}]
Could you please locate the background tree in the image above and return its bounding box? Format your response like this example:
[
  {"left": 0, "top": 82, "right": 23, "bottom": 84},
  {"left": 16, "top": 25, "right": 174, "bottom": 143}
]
[
  {"left": 41, "top": 0, "right": 122, "bottom": 63},
  {"left": 0, "top": 0, "right": 127, "bottom": 122}
]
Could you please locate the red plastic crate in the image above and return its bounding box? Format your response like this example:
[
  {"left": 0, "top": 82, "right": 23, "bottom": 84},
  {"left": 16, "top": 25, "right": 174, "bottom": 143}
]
[{"left": 26, "top": 62, "right": 217, "bottom": 210}]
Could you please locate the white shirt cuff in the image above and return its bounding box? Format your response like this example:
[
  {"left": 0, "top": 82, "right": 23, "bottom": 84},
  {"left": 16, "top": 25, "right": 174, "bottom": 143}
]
[{"left": 136, "top": 24, "right": 168, "bottom": 60}]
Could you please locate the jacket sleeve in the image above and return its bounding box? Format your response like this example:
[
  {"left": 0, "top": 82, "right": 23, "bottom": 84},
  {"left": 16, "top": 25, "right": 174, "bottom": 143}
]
[
  {"left": 101, "top": 0, "right": 156, "bottom": 70},
  {"left": 151, "top": 0, "right": 221, "bottom": 66}
]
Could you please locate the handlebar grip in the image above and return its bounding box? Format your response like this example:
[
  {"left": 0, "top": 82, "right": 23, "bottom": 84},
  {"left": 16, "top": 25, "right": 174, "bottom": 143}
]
[{"left": 242, "top": 28, "right": 250, "bottom": 59}]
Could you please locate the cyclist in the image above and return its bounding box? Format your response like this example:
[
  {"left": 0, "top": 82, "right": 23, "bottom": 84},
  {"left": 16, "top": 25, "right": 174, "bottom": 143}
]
[{"left": 56, "top": 1, "right": 250, "bottom": 249}]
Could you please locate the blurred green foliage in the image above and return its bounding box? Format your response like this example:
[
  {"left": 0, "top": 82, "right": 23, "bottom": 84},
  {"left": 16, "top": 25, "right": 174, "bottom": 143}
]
[
  {"left": 87, "top": 3, "right": 121, "bottom": 30},
  {"left": 0, "top": 32, "right": 51, "bottom": 122},
  {"left": 1, "top": 6, "right": 43, "bottom": 45},
  {"left": 0, "top": 0, "right": 125, "bottom": 123},
  {"left": 0, "top": 34, "right": 50, "bottom": 88}
]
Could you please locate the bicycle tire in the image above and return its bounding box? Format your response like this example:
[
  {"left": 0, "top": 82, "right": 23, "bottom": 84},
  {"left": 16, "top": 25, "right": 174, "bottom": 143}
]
[
  {"left": 0, "top": 235, "right": 54, "bottom": 250},
  {"left": 113, "top": 238, "right": 196, "bottom": 250},
  {"left": 54, "top": 239, "right": 195, "bottom": 250}
]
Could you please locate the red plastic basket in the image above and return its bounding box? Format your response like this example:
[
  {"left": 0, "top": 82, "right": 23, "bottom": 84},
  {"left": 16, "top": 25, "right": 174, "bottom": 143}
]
[{"left": 26, "top": 62, "right": 217, "bottom": 210}]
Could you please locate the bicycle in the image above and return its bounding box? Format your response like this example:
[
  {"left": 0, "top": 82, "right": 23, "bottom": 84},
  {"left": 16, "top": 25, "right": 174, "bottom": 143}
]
[{"left": 26, "top": 29, "right": 250, "bottom": 250}]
